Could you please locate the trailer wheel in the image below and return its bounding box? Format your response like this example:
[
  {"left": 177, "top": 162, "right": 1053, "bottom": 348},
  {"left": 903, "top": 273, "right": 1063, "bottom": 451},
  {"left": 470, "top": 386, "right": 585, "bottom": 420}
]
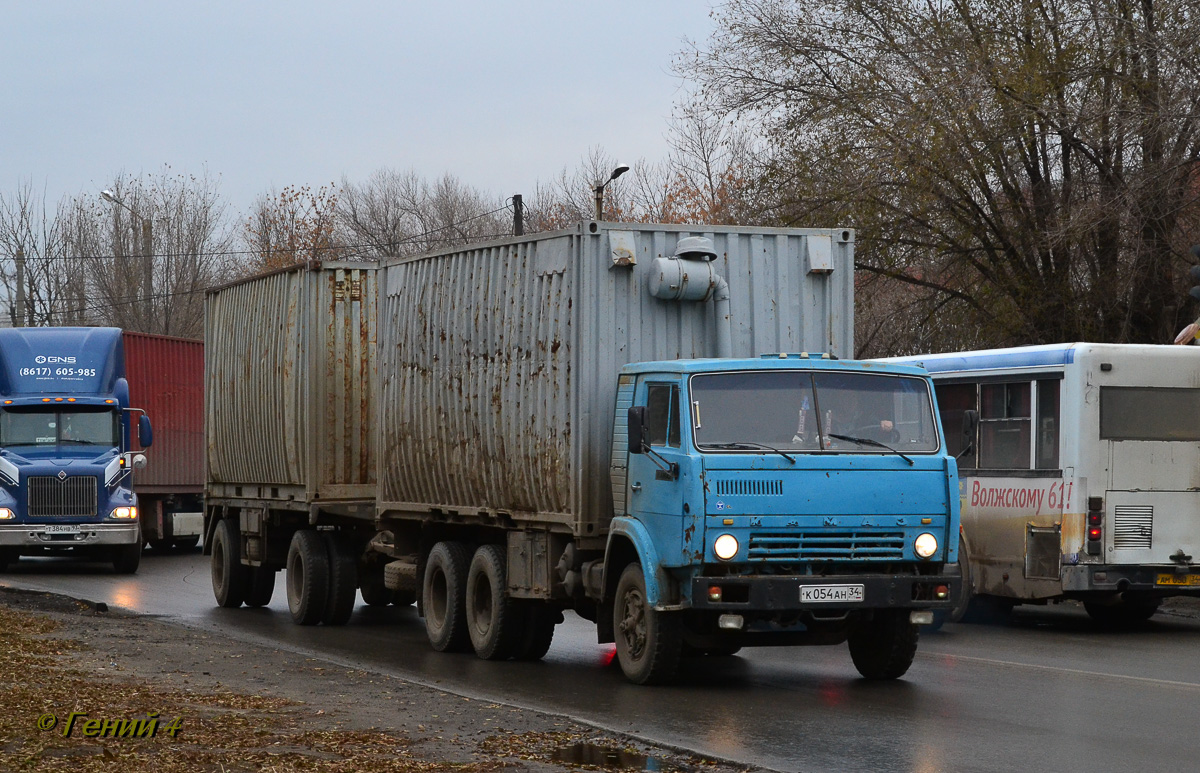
[
  {"left": 613, "top": 563, "right": 682, "bottom": 685},
  {"left": 1084, "top": 596, "right": 1160, "bottom": 628},
  {"left": 286, "top": 530, "right": 330, "bottom": 625},
  {"left": 465, "top": 544, "right": 521, "bottom": 660},
  {"left": 244, "top": 566, "right": 276, "bottom": 607},
  {"left": 512, "top": 603, "right": 560, "bottom": 661},
  {"left": 321, "top": 533, "right": 358, "bottom": 626},
  {"left": 422, "top": 541, "right": 471, "bottom": 652},
  {"left": 211, "top": 519, "right": 248, "bottom": 608},
  {"left": 848, "top": 609, "right": 919, "bottom": 680}
]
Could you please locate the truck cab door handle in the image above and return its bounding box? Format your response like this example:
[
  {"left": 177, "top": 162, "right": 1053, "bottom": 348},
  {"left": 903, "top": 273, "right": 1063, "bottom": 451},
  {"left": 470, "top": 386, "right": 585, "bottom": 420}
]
[{"left": 631, "top": 483, "right": 642, "bottom": 492}]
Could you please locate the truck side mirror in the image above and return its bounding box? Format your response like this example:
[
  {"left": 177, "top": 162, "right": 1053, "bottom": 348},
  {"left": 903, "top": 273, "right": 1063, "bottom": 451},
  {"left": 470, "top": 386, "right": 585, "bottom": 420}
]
[
  {"left": 627, "top": 406, "right": 647, "bottom": 455},
  {"left": 958, "top": 409, "right": 978, "bottom": 459},
  {"left": 138, "top": 414, "right": 153, "bottom": 449}
]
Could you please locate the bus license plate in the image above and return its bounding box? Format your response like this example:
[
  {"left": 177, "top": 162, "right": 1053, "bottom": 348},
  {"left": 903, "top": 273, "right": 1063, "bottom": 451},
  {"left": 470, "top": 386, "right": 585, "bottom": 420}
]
[
  {"left": 1156, "top": 574, "right": 1200, "bottom": 586},
  {"left": 800, "top": 584, "right": 864, "bottom": 603},
  {"left": 43, "top": 524, "right": 80, "bottom": 535}
]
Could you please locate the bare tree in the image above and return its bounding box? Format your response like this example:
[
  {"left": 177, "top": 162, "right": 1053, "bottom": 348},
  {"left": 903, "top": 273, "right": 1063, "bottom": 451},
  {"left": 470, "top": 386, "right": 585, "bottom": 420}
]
[
  {"left": 243, "top": 184, "right": 345, "bottom": 271},
  {"left": 0, "top": 182, "right": 90, "bottom": 327},
  {"left": 336, "top": 169, "right": 509, "bottom": 259},
  {"left": 682, "top": 0, "right": 1200, "bottom": 353}
]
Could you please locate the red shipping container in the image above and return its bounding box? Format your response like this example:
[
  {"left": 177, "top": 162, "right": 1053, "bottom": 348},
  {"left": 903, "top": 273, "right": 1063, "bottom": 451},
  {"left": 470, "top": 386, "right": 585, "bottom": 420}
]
[{"left": 123, "top": 331, "right": 204, "bottom": 494}]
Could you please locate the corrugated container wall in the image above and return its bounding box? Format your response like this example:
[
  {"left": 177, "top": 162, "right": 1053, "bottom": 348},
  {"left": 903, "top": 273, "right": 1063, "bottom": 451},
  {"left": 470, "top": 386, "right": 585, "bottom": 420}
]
[
  {"left": 205, "top": 262, "right": 377, "bottom": 504},
  {"left": 378, "top": 223, "right": 854, "bottom": 535},
  {"left": 124, "top": 331, "right": 204, "bottom": 494}
]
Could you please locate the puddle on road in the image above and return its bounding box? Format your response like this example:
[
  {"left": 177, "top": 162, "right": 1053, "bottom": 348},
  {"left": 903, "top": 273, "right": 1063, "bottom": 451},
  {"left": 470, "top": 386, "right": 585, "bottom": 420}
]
[{"left": 551, "top": 742, "right": 669, "bottom": 771}]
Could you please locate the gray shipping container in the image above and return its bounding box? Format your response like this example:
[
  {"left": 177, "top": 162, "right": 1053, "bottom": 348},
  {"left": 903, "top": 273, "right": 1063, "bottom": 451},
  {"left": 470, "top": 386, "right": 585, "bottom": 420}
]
[
  {"left": 378, "top": 222, "right": 854, "bottom": 537},
  {"left": 206, "top": 261, "right": 378, "bottom": 508}
]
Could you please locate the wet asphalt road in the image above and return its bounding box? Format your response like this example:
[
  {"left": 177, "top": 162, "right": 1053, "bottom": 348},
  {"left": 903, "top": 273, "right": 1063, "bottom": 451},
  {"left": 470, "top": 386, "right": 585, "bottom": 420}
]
[{"left": 4, "top": 549, "right": 1200, "bottom": 773}]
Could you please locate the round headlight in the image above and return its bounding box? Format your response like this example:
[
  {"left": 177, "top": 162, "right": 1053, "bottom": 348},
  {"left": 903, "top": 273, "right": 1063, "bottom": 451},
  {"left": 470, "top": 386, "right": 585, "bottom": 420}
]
[
  {"left": 713, "top": 533, "right": 739, "bottom": 561},
  {"left": 914, "top": 532, "right": 938, "bottom": 559}
]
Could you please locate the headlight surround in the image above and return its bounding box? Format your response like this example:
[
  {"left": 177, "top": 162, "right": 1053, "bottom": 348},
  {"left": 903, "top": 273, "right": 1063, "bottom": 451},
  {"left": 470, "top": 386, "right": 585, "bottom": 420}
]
[
  {"left": 713, "top": 533, "right": 739, "bottom": 561},
  {"left": 110, "top": 506, "right": 138, "bottom": 520},
  {"left": 914, "top": 532, "right": 939, "bottom": 559}
]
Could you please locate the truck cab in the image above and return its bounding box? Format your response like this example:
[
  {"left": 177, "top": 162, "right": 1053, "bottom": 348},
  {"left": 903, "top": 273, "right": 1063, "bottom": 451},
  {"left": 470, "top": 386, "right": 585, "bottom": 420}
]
[
  {"left": 0, "top": 328, "right": 152, "bottom": 574},
  {"left": 607, "top": 354, "right": 960, "bottom": 682}
]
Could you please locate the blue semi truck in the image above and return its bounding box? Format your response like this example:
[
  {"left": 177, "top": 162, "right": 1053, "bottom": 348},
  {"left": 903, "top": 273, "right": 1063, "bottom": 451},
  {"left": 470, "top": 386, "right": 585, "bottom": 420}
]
[{"left": 0, "top": 327, "right": 153, "bottom": 574}]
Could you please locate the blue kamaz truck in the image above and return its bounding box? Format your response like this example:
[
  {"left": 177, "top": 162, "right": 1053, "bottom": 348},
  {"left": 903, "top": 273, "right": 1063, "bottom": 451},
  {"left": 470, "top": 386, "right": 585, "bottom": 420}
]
[
  {"left": 0, "top": 327, "right": 153, "bottom": 574},
  {"left": 206, "top": 226, "right": 960, "bottom": 685}
]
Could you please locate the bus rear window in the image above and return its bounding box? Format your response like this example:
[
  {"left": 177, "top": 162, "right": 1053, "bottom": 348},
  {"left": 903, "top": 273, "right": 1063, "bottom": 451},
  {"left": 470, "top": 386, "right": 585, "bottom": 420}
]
[{"left": 1100, "top": 387, "right": 1200, "bottom": 441}]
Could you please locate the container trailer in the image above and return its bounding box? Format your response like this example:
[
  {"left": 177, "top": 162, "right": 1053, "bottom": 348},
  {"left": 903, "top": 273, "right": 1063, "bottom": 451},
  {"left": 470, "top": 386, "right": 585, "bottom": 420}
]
[
  {"left": 123, "top": 331, "right": 204, "bottom": 551},
  {"left": 205, "top": 224, "right": 960, "bottom": 683}
]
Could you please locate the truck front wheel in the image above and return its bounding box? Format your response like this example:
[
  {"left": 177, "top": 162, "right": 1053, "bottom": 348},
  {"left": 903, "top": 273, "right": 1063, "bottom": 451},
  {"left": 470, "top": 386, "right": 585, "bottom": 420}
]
[
  {"left": 466, "top": 544, "right": 521, "bottom": 660},
  {"left": 848, "top": 609, "right": 919, "bottom": 680},
  {"left": 0, "top": 547, "right": 19, "bottom": 571},
  {"left": 613, "top": 563, "right": 681, "bottom": 685},
  {"left": 286, "top": 530, "right": 330, "bottom": 625},
  {"left": 211, "top": 519, "right": 248, "bottom": 607},
  {"left": 112, "top": 541, "right": 141, "bottom": 574},
  {"left": 422, "top": 541, "right": 471, "bottom": 652}
]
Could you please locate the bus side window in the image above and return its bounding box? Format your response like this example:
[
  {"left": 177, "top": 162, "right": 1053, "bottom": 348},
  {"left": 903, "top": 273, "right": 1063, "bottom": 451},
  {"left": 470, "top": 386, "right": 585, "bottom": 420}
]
[
  {"left": 980, "top": 382, "right": 1031, "bottom": 468},
  {"left": 1036, "top": 380, "right": 1060, "bottom": 469},
  {"left": 646, "top": 383, "right": 681, "bottom": 448},
  {"left": 935, "top": 383, "right": 977, "bottom": 468}
]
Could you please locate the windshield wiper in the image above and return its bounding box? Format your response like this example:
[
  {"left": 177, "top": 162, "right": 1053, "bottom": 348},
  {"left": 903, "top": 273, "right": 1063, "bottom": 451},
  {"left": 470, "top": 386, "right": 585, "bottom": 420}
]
[
  {"left": 827, "top": 433, "right": 913, "bottom": 465},
  {"left": 704, "top": 442, "right": 795, "bottom": 464}
]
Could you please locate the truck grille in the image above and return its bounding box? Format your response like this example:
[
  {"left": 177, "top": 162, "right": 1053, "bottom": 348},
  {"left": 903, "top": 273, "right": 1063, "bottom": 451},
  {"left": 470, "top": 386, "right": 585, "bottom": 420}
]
[
  {"left": 748, "top": 530, "right": 905, "bottom": 562},
  {"left": 28, "top": 476, "right": 98, "bottom": 517},
  {"left": 1113, "top": 505, "right": 1153, "bottom": 550},
  {"left": 714, "top": 479, "right": 783, "bottom": 497}
]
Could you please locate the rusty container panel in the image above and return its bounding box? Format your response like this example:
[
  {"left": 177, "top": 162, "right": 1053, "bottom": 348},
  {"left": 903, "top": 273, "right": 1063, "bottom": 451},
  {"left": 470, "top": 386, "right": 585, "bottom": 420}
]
[
  {"left": 124, "top": 331, "right": 204, "bottom": 494},
  {"left": 205, "top": 262, "right": 377, "bottom": 503},
  {"left": 378, "top": 223, "right": 854, "bottom": 535}
]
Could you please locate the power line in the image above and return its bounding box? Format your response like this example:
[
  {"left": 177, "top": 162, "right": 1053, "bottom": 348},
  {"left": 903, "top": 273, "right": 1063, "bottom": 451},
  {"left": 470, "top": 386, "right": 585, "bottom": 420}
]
[{"left": 0, "top": 204, "right": 516, "bottom": 263}]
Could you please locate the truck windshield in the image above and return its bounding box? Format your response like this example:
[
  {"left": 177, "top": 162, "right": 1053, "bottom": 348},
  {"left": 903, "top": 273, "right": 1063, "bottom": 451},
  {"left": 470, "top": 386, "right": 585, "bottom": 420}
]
[
  {"left": 691, "top": 370, "right": 939, "bottom": 454},
  {"left": 0, "top": 408, "right": 121, "bottom": 448}
]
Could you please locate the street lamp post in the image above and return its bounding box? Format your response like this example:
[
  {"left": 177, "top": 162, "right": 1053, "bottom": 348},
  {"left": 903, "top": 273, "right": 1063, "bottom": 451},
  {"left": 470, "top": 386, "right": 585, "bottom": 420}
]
[
  {"left": 593, "top": 163, "right": 630, "bottom": 221},
  {"left": 101, "top": 190, "right": 153, "bottom": 331}
]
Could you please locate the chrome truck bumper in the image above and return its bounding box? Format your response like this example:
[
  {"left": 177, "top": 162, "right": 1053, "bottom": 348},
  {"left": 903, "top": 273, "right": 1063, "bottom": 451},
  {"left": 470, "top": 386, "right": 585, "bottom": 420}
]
[{"left": 0, "top": 523, "right": 140, "bottom": 547}]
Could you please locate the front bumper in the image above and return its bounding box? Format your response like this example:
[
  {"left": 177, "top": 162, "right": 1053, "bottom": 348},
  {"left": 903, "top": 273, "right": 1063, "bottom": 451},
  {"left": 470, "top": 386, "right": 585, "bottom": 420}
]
[
  {"left": 688, "top": 572, "right": 958, "bottom": 611},
  {"left": 0, "top": 522, "right": 140, "bottom": 547}
]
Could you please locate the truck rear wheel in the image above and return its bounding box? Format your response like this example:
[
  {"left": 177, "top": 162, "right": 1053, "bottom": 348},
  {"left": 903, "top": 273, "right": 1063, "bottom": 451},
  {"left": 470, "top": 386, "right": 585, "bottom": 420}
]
[
  {"left": 848, "top": 609, "right": 919, "bottom": 680},
  {"left": 422, "top": 541, "right": 471, "bottom": 652},
  {"left": 244, "top": 566, "right": 276, "bottom": 607},
  {"left": 287, "top": 530, "right": 330, "bottom": 625},
  {"left": 466, "top": 544, "right": 521, "bottom": 660},
  {"left": 321, "top": 533, "right": 358, "bottom": 626},
  {"left": 512, "top": 603, "right": 559, "bottom": 661},
  {"left": 211, "top": 519, "right": 248, "bottom": 608},
  {"left": 613, "top": 563, "right": 682, "bottom": 685}
]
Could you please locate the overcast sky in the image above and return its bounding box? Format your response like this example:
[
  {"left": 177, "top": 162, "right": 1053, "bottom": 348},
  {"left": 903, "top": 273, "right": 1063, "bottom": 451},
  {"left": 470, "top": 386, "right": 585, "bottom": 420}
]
[{"left": 1, "top": 2, "right": 716, "bottom": 214}]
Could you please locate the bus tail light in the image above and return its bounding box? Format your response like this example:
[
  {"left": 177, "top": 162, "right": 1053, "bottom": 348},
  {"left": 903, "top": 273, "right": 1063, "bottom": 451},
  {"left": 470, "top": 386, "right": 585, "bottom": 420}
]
[{"left": 1086, "top": 497, "right": 1103, "bottom": 556}]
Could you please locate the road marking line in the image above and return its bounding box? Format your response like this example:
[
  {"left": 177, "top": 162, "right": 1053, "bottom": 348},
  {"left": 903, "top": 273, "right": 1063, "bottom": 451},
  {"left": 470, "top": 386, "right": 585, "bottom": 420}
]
[{"left": 939, "top": 653, "right": 1200, "bottom": 690}]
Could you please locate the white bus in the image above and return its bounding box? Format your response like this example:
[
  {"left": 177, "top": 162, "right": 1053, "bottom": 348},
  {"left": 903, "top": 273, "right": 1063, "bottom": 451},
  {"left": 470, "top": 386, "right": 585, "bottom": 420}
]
[{"left": 889, "top": 343, "right": 1200, "bottom": 625}]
